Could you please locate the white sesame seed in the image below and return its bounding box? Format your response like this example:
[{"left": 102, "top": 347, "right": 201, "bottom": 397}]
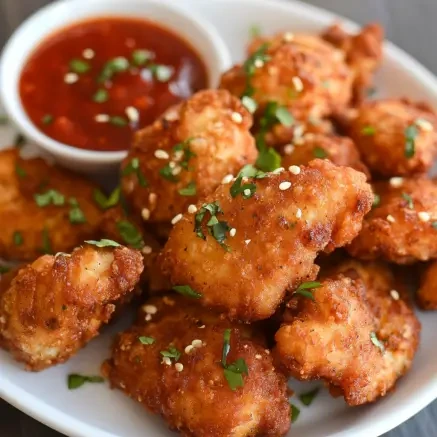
[
  {"left": 265, "top": 349, "right": 270, "bottom": 354},
  {"left": 245, "top": 239, "right": 251, "bottom": 245},
  {"left": 175, "top": 363, "right": 184, "bottom": 372},
  {"left": 283, "top": 32, "right": 294, "bottom": 42},
  {"left": 141, "top": 208, "right": 150, "bottom": 221},
  {"left": 284, "top": 144, "right": 295, "bottom": 155},
  {"left": 255, "top": 354, "right": 262, "bottom": 360},
  {"left": 198, "top": 325, "right": 205, "bottom": 329},
  {"left": 145, "top": 314, "right": 152, "bottom": 322},
  {"left": 143, "top": 305, "right": 157, "bottom": 314},
  {"left": 292, "top": 76, "right": 304, "bottom": 92},
  {"left": 289, "top": 165, "right": 301, "bottom": 175},
  {"left": 149, "top": 193, "right": 157, "bottom": 205},
  {"left": 95, "top": 114, "right": 109, "bottom": 123},
  {"left": 162, "top": 357, "right": 172, "bottom": 366},
  {"left": 254, "top": 59, "right": 264, "bottom": 68},
  {"left": 415, "top": 118, "right": 434, "bottom": 132},
  {"left": 222, "top": 174, "right": 234, "bottom": 184},
  {"left": 418, "top": 211, "right": 431, "bottom": 222},
  {"left": 230, "top": 228, "right": 237, "bottom": 237},
  {"left": 64, "top": 72, "right": 79, "bottom": 84},
  {"left": 243, "top": 344, "right": 248, "bottom": 349},
  {"left": 154, "top": 149, "right": 169, "bottom": 160},
  {"left": 296, "top": 208, "right": 302, "bottom": 219},
  {"left": 171, "top": 213, "right": 183, "bottom": 225},
  {"left": 294, "top": 137, "right": 305, "bottom": 146},
  {"left": 125, "top": 106, "right": 139, "bottom": 123},
  {"left": 386, "top": 214, "right": 396, "bottom": 223},
  {"left": 231, "top": 112, "right": 243, "bottom": 124},
  {"left": 279, "top": 181, "right": 292, "bottom": 191},
  {"left": 169, "top": 161, "right": 176, "bottom": 169},
  {"left": 185, "top": 345, "right": 194, "bottom": 354},
  {"left": 173, "top": 150, "right": 184, "bottom": 161},
  {"left": 272, "top": 167, "right": 285, "bottom": 174},
  {"left": 293, "top": 124, "right": 305, "bottom": 139},
  {"left": 188, "top": 204, "right": 197, "bottom": 214},
  {"left": 164, "top": 109, "right": 179, "bottom": 121},
  {"left": 389, "top": 177, "right": 404, "bottom": 188},
  {"left": 82, "top": 48, "right": 95, "bottom": 59},
  {"left": 390, "top": 289, "right": 400, "bottom": 300},
  {"left": 142, "top": 246, "right": 152, "bottom": 255},
  {"left": 243, "top": 188, "right": 251, "bottom": 196},
  {"left": 192, "top": 339, "right": 203, "bottom": 348},
  {"left": 172, "top": 166, "right": 182, "bottom": 175}
]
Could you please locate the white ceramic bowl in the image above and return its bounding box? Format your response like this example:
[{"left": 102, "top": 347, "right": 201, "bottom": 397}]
[{"left": 0, "top": 0, "right": 232, "bottom": 173}]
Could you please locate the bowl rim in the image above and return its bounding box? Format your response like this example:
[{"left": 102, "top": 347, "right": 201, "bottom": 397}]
[{"left": 0, "top": 0, "right": 232, "bottom": 165}]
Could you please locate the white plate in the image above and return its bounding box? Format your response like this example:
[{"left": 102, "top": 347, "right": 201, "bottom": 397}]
[{"left": 0, "top": 0, "right": 436, "bottom": 436}]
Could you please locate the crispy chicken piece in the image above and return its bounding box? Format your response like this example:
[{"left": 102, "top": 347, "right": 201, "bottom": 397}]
[
  {"left": 274, "top": 269, "right": 420, "bottom": 405},
  {"left": 160, "top": 159, "right": 372, "bottom": 321},
  {"left": 278, "top": 133, "right": 369, "bottom": 178},
  {"left": 121, "top": 90, "right": 257, "bottom": 226},
  {"left": 323, "top": 23, "right": 384, "bottom": 104},
  {"left": 0, "top": 243, "right": 143, "bottom": 370},
  {"left": 348, "top": 99, "right": 437, "bottom": 176},
  {"left": 417, "top": 261, "right": 437, "bottom": 310},
  {"left": 348, "top": 177, "right": 437, "bottom": 264},
  {"left": 102, "top": 295, "right": 291, "bottom": 437},
  {"left": 0, "top": 149, "right": 102, "bottom": 261}
]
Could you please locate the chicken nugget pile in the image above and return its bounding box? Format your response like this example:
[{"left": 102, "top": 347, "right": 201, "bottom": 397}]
[{"left": 2, "top": 20, "right": 436, "bottom": 437}]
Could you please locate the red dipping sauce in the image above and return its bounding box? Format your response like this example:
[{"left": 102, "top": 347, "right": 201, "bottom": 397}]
[{"left": 19, "top": 17, "right": 208, "bottom": 152}]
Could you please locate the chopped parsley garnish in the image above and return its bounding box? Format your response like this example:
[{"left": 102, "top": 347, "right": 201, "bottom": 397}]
[
  {"left": 290, "top": 403, "right": 300, "bottom": 423},
  {"left": 313, "top": 147, "right": 328, "bottom": 159},
  {"left": 109, "top": 116, "right": 128, "bottom": 127},
  {"left": 14, "top": 134, "right": 25, "bottom": 148},
  {"left": 149, "top": 64, "right": 174, "bottom": 82},
  {"left": 0, "top": 115, "right": 8, "bottom": 125},
  {"left": 69, "top": 59, "right": 91, "bottom": 74},
  {"left": 139, "top": 336, "right": 155, "bottom": 345},
  {"left": 370, "top": 332, "right": 385, "bottom": 352},
  {"left": 173, "top": 138, "right": 196, "bottom": 170},
  {"left": 361, "top": 125, "right": 376, "bottom": 136},
  {"left": 172, "top": 285, "right": 202, "bottom": 299},
  {"left": 242, "top": 43, "right": 270, "bottom": 97},
  {"left": 40, "top": 228, "right": 52, "bottom": 254},
  {"left": 159, "top": 164, "right": 179, "bottom": 182},
  {"left": 93, "top": 186, "right": 120, "bottom": 209},
  {"left": 34, "top": 189, "right": 65, "bottom": 207},
  {"left": 275, "top": 106, "right": 294, "bottom": 126},
  {"left": 85, "top": 239, "right": 121, "bottom": 248},
  {"left": 178, "top": 181, "right": 197, "bottom": 196},
  {"left": 295, "top": 281, "right": 322, "bottom": 300},
  {"left": 372, "top": 193, "right": 381, "bottom": 208},
  {"left": 13, "top": 231, "right": 23, "bottom": 246},
  {"left": 132, "top": 49, "right": 154, "bottom": 66},
  {"left": 405, "top": 124, "right": 418, "bottom": 158},
  {"left": 116, "top": 220, "right": 144, "bottom": 249},
  {"left": 432, "top": 221, "right": 437, "bottom": 229},
  {"left": 401, "top": 192, "right": 414, "bottom": 209},
  {"left": 68, "top": 198, "right": 86, "bottom": 224},
  {"left": 123, "top": 158, "right": 148, "bottom": 187},
  {"left": 249, "top": 24, "right": 261, "bottom": 38},
  {"left": 241, "top": 95, "right": 258, "bottom": 114},
  {"left": 256, "top": 147, "right": 282, "bottom": 172},
  {"left": 98, "top": 57, "right": 129, "bottom": 83},
  {"left": 93, "top": 89, "right": 109, "bottom": 103},
  {"left": 299, "top": 388, "right": 319, "bottom": 406},
  {"left": 159, "top": 139, "right": 196, "bottom": 183},
  {"left": 160, "top": 346, "right": 181, "bottom": 361},
  {"left": 221, "top": 329, "right": 249, "bottom": 391},
  {"left": 41, "top": 114, "right": 53, "bottom": 125},
  {"left": 15, "top": 164, "right": 26, "bottom": 178},
  {"left": 0, "top": 265, "right": 10, "bottom": 274},
  {"left": 68, "top": 374, "right": 104, "bottom": 390},
  {"left": 230, "top": 164, "right": 266, "bottom": 199}
]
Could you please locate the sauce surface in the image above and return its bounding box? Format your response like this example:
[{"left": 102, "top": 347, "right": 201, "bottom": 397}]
[{"left": 19, "top": 17, "right": 208, "bottom": 152}]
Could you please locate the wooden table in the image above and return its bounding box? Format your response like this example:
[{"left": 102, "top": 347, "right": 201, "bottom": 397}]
[{"left": 0, "top": 0, "right": 436, "bottom": 436}]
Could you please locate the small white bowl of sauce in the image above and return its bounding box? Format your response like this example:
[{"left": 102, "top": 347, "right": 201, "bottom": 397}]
[{"left": 0, "top": 0, "right": 232, "bottom": 172}]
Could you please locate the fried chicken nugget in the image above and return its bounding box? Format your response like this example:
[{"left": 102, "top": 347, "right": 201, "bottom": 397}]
[
  {"left": 160, "top": 159, "right": 372, "bottom": 321},
  {"left": 102, "top": 295, "right": 291, "bottom": 437},
  {"left": 0, "top": 242, "right": 143, "bottom": 370},
  {"left": 348, "top": 177, "right": 437, "bottom": 264},
  {"left": 121, "top": 90, "right": 257, "bottom": 226},
  {"left": 274, "top": 269, "right": 420, "bottom": 405},
  {"left": 348, "top": 99, "right": 437, "bottom": 176},
  {"left": 0, "top": 149, "right": 101, "bottom": 261},
  {"left": 417, "top": 261, "right": 437, "bottom": 310}
]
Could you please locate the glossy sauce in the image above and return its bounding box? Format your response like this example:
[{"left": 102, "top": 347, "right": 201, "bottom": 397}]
[{"left": 19, "top": 17, "right": 208, "bottom": 152}]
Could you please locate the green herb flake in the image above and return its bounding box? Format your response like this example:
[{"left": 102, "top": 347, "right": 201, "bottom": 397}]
[
  {"left": 178, "top": 181, "right": 197, "bottom": 196},
  {"left": 13, "top": 231, "right": 23, "bottom": 246},
  {"left": 299, "top": 388, "right": 319, "bottom": 406},
  {"left": 313, "top": 147, "right": 328, "bottom": 159},
  {"left": 152, "top": 65, "right": 173, "bottom": 82},
  {"left": 139, "top": 336, "right": 155, "bottom": 345},
  {"left": 370, "top": 332, "right": 385, "bottom": 352},
  {"left": 256, "top": 147, "right": 282, "bottom": 172},
  {"left": 405, "top": 124, "right": 418, "bottom": 158},
  {"left": 93, "top": 186, "right": 120, "bottom": 209},
  {"left": 172, "top": 138, "right": 196, "bottom": 171},
  {"left": 249, "top": 24, "right": 261, "bottom": 39},
  {"left": 275, "top": 106, "right": 294, "bottom": 126},
  {"left": 132, "top": 49, "right": 154, "bottom": 66},
  {"left": 160, "top": 346, "right": 181, "bottom": 361},
  {"left": 68, "top": 374, "right": 104, "bottom": 390},
  {"left": 229, "top": 165, "right": 266, "bottom": 199},
  {"left": 116, "top": 220, "right": 144, "bottom": 249},
  {"left": 295, "top": 281, "right": 322, "bottom": 301},
  {"left": 41, "top": 114, "right": 54, "bottom": 125},
  {"left": 98, "top": 57, "right": 129, "bottom": 83},
  {"left": 242, "top": 43, "right": 270, "bottom": 97},
  {"left": 159, "top": 164, "right": 179, "bottom": 182},
  {"left": 69, "top": 59, "right": 91, "bottom": 74},
  {"left": 172, "top": 285, "right": 202, "bottom": 299},
  {"left": 290, "top": 403, "right": 300, "bottom": 423},
  {"left": 401, "top": 192, "right": 414, "bottom": 209},
  {"left": 241, "top": 96, "right": 258, "bottom": 114},
  {"left": 109, "top": 116, "right": 128, "bottom": 127},
  {"left": 93, "top": 89, "right": 109, "bottom": 103},
  {"left": 85, "top": 239, "right": 121, "bottom": 248},
  {"left": 372, "top": 193, "right": 381, "bottom": 208},
  {"left": 361, "top": 125, "right": 376, "bottom": 136},
  {"left": 68, "top": 198, "right": 87, "bottom": 224},
  {"left": 15, "top": 164, "right": 26, "bottom": 178},
  {"left": 123, "top": 158, "right": 148, "bottom": 187},
  {"left": 0, "top": 265, "right": 10, "bottom": 274},
  {"left": 34, "top": 189, "right": 65, "bottom": 207},
  {"left": 40, "top": 228, "right": 52, "bottom": 254},
  {"left": 221, "top": 329, "right": 249, "bottom": 391},
  {"left": 432, "top": 221, "right": 437, "bottom": 229}
]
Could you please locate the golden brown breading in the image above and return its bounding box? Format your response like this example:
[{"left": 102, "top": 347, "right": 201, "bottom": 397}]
[
  {"left": 274, "top": 270, "right": 420, "bottom": 406},
  {"left": 417, "top": 261, "right": 437, "bottom": 310},
  {"left": 278, "top": 133, "right": 369, "bottom": 178},
  {"left": 323, "top": 23, "right": 384, "bottom": 104},
  {"left": 348, "top": 99, "right": 437, "bottom": 176},
  {"left": 102, "top": 295, "right": 291, "bottom": 437},
  {"left": 348, "top": 178, "right": 437, "bottom": 264},
  {"left": 0, "top": 149, "right": 102, "bottom": 261},
  {"left": 0, "top": 243, "right": 143, "bottom": 371},
  {"left": 160, "top": 159, "right": 372, "bottom": 321},
  {"left": 121, "top": 90, "right": 257, "bottom": 226}
]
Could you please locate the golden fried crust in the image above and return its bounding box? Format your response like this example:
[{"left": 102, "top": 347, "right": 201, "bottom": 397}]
[
  {"left": 278, "top": 133, "right": 370, "bottom": 178},
  {"left": 274, "top": 272, "right": 420, "bottom": 406},
  {"left": 0, "top": 149, "right": 102, "bottom": 261},
  {"left": 0, "top": 244, "right": 143, "bottom": 371},
  {"left": 349, "top": 99, "right": 437, "bottom": 176},
  {"left": 103, "top": 295, "right": 291, "bottom": 437},
  {"left": 160, "top": 160, "right": 372, "bottom": 321},
  {"left": 417, "top": 261, "right": 437, "bottom": 310},
  {"left": 348, "top": 178, "right": 437, "bottom": 264},
  {"left": 323, "top": 23, "right": 384, "bottom": 104},
  {"left": 121, "top": 90, "right": 257, "bottom": 224},
  {"left": 220, "top": 33, "right": 353, "bottom": 121}
]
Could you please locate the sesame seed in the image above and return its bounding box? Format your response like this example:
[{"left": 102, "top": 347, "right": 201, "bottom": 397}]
[
  {"left": 279, "top": 181, "right": 292, "bottom": 191},
  {"left": 188, "top": 204, "right": 197, "bottom": 214},
  {"left": 255, "top": 354, "right": 262, "bottom": 360},
  {"left": 185, "top": 345, "right": 194, "bottom": 354},
  {"left": 192, "top": 339, "right": 203, "bottom": 348},
  {"left": 390, "top": 290, "right": 400, "bottom": 300},
  {"left": 245, "top": 239, "right": 251, "bottom": 245},
  {"left": 389, "top": 177, "right": 404, "bottom": 188},
  {"left": 149, "top": 193, "right": 157, "bottom": 205},
  {"left": 172, "top": 166, "right": 182, "bottom": 175},
  {"left": 292, "top": 76, "right": 304, "bottom": 92},
  {"left": 173, "top": 150, "right": 184, "bottom": 161},
  {"left": 164, "top": 109, "right": 179, "bottom": 121},
  {"left": 416, "top": 118, "right": 434, "bottom": 131},
  {"left": 243, "top": 344, "right": 248, "bottom": 349},
  {"left": 230, "top": 228, "right": 237, "bottom": 237},
  {"left": 145, "top": 314, "right": 152, "bottom": 322},
  {"left": 141, "top": 208, "right": 150, "bottom": 221},
  {"left": 175, "top": 363, "right": 184, "bottom": 372},
  {"left": 171, "top": 213, "right": 183, "bottom": 225},
  {"left": 289, "top": 165, "right": 301, "bottom": 175},
  {"left": 154, "top": 149, "right": 169, "bottom": 160},
  {"left": 125, "top": 106, "right": 139, "bottom": 123},
  {"left": 198, "top": 325, "right": 205, "bottom": 329},
  {"left": 284, "top": 144, "right": 294, "bottom": 155},
  {"left": 243, "top": 188, "right": 251, "bottom": 196},
  {"left": 283, "top": 32, "right": 294, "bottom": 42},
  {"left": 95, "top": 114, "right": 109, "bottom": 123},
  {"left": 64, "top": 72, "right": 79, "bottom": 84},
  {"left": 231, "top": 112, "right": 243, "bottom": 124},
  {"left": 169, "top": 161, "right": 176, "bottom": 169},
  {"left": 293, "top": 124, "right": 305, "bottom": 139},
  {"left": 386, "top": 214, "right": 396, "bottom": 223},
  {"left": 162, "top": 357, "right": 172, "bottom": 366},
  {"left": 142, "top": 246, "right": 152, "bottom": 255},
  {"left": 222, "top": 174, "right": 234, "bottom": 184},
  {"left": 296, "top": 208, "right": 302, "bottom": 219},
  {"left": 254, "top": 59, "right": 264, "bottom": 68},
  {"left": 265, "top": 349, "right": 270, "bottom": 354},
  {"left": 82, "top": 48, "right": 95, "bottom": 59},
  {"left": 294, "top": 137, "right": 305, "bottom": 146},
  {"left": 418, "top": 211, "right": 431, "bottom": 222},
  {"left": 273, "top": 167, "right": 285, "bottom": 174},
  {"left": 143, "top": 305, "right": 158, "bottom": 314}
]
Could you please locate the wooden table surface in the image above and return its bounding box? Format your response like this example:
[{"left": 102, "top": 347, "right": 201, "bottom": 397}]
[{"left": 0, "top": 0, "right": 436, "bottom": 436}]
